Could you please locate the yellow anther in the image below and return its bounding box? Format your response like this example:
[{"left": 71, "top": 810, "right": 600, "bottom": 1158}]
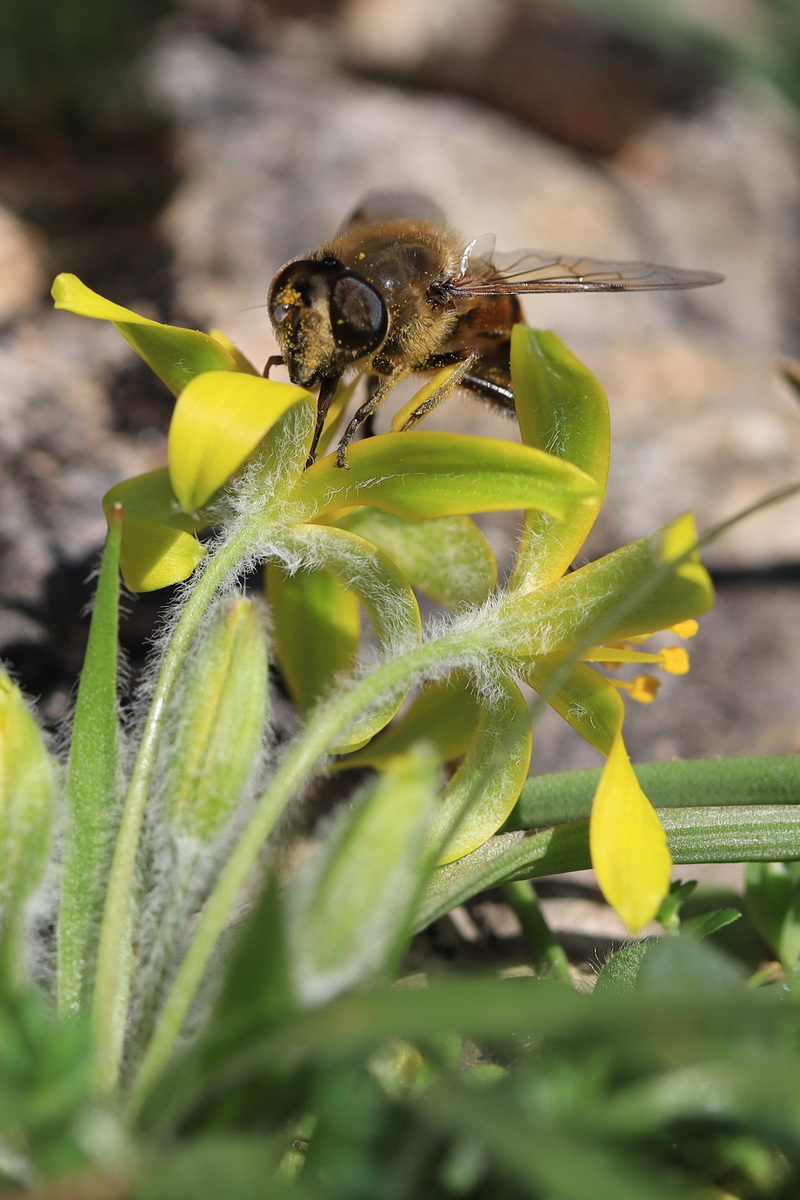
[
  {"left": 669, "top": 619, "right": 699, "bottom": 639},
  {"left": 658, "top": 646, "right": 690, "bottom": 675},
  {"left": 629, "top": 675, "right": 660, "bottom": 703}
]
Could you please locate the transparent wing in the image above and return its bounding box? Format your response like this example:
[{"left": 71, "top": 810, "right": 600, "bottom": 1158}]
[
  {"left": 338, "top": 191, "right": 446, "bottom": 234},
  {"left": 454, "top": 247, "right": 723, "bottom": 295}
]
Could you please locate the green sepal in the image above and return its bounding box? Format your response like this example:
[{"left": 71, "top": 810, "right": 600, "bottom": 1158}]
[
  {"left": 517, "top": 660, "right": 624, "bottom": 756},
  {"left": 496, "top": 513, "right": 714, "bottom": 658},
  {"left": 51, "top": 273, "right": 239, "bottom": 395},
  {"left": 275, "top": 525, "right": 422, "bottom": 752},
  {"left": 103, "top": 469, "right": 207, "bottom": 592},
  {"left": 267, "top": 564, "right": 361, "bottom": 715},
  {"left": 302, "top": 430, "right": 598, "bottom": 522},
  {"left": 509, "top": 326, "right": 610, "bottom": 592},
  {"left": 429, "top": 673, "right": 533, "bottom": 864},
  {"left": 334, "top": 508, "right": 497, "bottom": 606},
  {"left": 339, "top": 673, "right": 483, "bottom": 771}
]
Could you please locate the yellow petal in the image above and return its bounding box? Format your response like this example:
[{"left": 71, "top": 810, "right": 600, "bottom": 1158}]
[
  {"left": 168, "top": 371, "right": 312, "bottom": 511},
  {"left": 589, "top": 730, "right": 672, "bottom": 932}
]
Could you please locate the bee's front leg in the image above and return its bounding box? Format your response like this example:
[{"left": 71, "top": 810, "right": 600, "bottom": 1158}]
[
  {"left": 263, "top": 355, "right": 284, "bottom": 378},
  {"left": 335, "top": 369, "right": 412, "bottom": 469}
]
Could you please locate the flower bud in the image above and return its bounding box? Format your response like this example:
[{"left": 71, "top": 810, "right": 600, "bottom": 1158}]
[
  {"left": 165, "top": 598, "right": 269, "bottom": 843},
  {"left": 0, "top": 670, "right": 55, "bottom": 924}
]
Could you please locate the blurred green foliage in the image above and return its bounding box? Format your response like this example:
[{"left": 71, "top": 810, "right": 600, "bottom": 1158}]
[{"left": 0, "top": 0, "right": 172, "bottom": 139}]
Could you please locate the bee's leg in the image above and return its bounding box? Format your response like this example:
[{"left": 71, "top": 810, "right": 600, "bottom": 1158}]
[
  {"left": 263, "top": 355, "right": 284, "bottom": 378},
  {"left": 335, "top": 369, "right": 412, "bottom": 469},
  {"left": 307, "top": 375, "right": 340, "bottom": 467},
  {"left": 360, "top": 374, "right": 380, "bottom": 440},
  {"left": 400, "top": 354, "right": 478, "bottom": 430},
  {"left": 458, "top": 373, "right": 515, "bottom": 411}
]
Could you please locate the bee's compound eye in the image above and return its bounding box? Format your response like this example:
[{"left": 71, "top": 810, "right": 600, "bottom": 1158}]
[{"left": 329, "top": 273, "right": 387, "bottom": 352}]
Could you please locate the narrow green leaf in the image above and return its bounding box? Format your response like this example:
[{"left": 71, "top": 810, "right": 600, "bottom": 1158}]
[
  {"left": 57, "top": 512, "right": 122, "bottom": 1016},
  {"left": 302, "top": 430, "right": 598, "bottom": 521},
  {"left": 509, "top": 326, "right": 610, "bottom": 592},
  {"left": 52, "top": 273, "right": 238, "bottom": 395},
  {"left": 267, "top": 564, "right": 361, "bottom": 715},
  {"left": 335, "top": 508, "right": 497, "bottom": 605},
  {"left": 417, "top": 806, "right": 800, "bottom": 929},
  {"left": 511, "top": 755, "right": 800, "bottom": 827}
]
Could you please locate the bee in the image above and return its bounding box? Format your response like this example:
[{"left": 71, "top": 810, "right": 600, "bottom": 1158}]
[{"left": 267, "top": 192, "right": 722, "bottom": 467}]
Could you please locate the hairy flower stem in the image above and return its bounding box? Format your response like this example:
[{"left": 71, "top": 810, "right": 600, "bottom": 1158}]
[
  {"left": 128, "top": 628, "right": 479, "bottom": 1112},
  {"left": 90, "top": 519, "right": 264, "bottom": 1093}
]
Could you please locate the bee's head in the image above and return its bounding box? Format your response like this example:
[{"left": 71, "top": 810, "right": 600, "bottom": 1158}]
[{"left": 268, "top": 256, "right": 388, "bottom": 387}]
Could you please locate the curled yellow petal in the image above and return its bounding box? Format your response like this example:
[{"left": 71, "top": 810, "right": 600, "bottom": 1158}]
[
  {"left": 168, "top": 372, "right": 313, "bottom": 512},
  {"left": 589, "top": 730, "right": 672, "bottom": 932}
]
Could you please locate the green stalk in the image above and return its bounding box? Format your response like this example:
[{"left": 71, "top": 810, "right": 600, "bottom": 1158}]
[
  {"left": 503, "top": 879, "right": 573, "bottom": 985},
  {"left": 90, "top": 519, "right": 262, "bottom": 1093},
  {"left": 128, "top": 630, "right": 478, "bottom": 1111}
]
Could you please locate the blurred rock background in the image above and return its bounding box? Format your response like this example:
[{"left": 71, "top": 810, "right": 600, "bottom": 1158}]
[{"left": 1, "top": 0, "right": 799, "bottom": 783}]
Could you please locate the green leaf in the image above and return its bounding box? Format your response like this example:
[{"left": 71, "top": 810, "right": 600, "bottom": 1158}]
[
  {"left": 168, "top": 372, "right": 313, "bottom": 512},
  {"left": 52, "top": 273, "right": 239, "bottom": 395},
  {"left": 334, "top": 508, "right": 497, "bottom": 605},
  {"left": 267, "top": 564, "right": 361, "bottom": 715},
  {"left": 509, "top": 326, "right": 610, "bottom": 592},
  {"left": 594, "top": 941, "right": 657, "bottom": 995},
  {"left": 746, "top": 862, "right": 800, "bottom": 974},
  {"left": 57, "top": 510, "right": 122, "bottom": 1017},
  {"left": 103, "top": 469, "right": 206, "bottom": 592},
  {"left": 681, "top": 907, "right": 742, "bottom": 939},
  {"left": 511, "top": 755, "right": 800, "bottom": 828},
  {"left": 302, "top": 430, "right": 598, "bottom": 522},
  {"left": 285, "top": 747, "right": 440, "bottom": 1006},
  {"left": 418, "top": 804, "right": 800, "bottom": 930},
  {"left": 635, "top": 935, "right": 749, "bottom": 996}
]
